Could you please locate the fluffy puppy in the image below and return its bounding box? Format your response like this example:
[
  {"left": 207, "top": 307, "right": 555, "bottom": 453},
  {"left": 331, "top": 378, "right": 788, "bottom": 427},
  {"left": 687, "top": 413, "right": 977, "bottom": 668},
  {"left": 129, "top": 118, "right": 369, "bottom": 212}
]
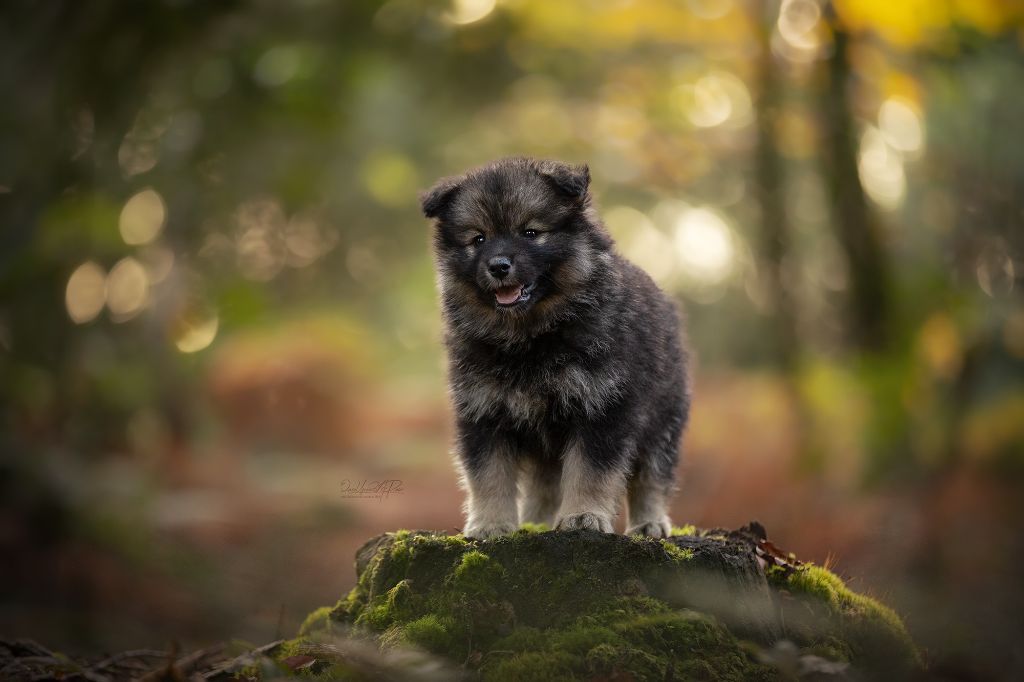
[{"left": 421, "top": 157, "right": 690, "bottom": 539}]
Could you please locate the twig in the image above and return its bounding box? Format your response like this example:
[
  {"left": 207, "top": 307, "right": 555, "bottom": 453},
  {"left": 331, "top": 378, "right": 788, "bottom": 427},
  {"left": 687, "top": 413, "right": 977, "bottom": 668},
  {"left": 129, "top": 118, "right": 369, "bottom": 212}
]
[
  {"left": 136, "top": 643, "right": 224, "bottom": 682},
  {"left": 91, "top": 649, "right": 168, "bottom": 671},
  {"left": 201, "top": 640, "right": 284, "bottom": 680}
]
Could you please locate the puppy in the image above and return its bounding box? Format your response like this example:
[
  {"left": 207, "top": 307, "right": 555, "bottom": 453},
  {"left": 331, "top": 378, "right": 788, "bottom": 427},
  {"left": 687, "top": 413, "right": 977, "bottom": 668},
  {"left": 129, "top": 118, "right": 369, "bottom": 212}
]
[{"left": 421, "top": 157, "right": 690, "bottom": 539}]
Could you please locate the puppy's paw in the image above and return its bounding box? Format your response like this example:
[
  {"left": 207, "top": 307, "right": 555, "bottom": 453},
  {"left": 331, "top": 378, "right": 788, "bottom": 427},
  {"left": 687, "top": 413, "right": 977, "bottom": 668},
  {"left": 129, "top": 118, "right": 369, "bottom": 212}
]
[
  {"left": 555, "top": 512, "right": 613, "bottom": 533},
  {"left": 463, "top": 523, "right": 517, "bottom": 541},
  {"left": 626, "top": 518, "right": 671, "bottom": 539}
]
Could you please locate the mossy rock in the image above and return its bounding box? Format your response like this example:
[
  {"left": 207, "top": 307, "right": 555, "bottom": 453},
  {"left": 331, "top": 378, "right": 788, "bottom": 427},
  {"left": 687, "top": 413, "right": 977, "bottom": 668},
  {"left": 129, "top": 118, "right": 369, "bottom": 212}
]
[{"left": 290, "top": 526, "right": 920, "bottom": 681}]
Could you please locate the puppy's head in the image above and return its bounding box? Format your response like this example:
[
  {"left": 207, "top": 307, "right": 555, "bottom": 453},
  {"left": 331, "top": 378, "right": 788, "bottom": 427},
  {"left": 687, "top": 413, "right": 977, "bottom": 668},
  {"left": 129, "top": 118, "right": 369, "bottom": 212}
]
[{"left": 422, "top": 158, "right": 611, "bottom": 332}]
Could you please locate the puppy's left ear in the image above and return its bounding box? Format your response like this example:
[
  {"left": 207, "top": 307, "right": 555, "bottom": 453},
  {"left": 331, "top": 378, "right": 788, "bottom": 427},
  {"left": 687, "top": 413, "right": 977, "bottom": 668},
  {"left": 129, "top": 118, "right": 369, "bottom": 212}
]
[
  {"left": 538, "top": 161, "right": 590, "bottom": 201},
  {"left": 420, "top": 176, "right": 462, "bottom": 219}
]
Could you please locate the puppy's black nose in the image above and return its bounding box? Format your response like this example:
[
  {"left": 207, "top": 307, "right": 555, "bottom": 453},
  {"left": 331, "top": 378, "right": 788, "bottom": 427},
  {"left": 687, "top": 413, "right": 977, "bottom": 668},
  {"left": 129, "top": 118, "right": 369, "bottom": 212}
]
[{"left": 487, "top": 255, "right": 512, "bottom": 279}]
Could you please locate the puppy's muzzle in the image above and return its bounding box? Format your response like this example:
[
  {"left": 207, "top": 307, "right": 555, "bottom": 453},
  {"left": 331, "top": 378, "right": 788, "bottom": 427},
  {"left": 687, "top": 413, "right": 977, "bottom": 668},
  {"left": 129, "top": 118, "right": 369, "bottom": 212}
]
[{"left": 487, "top": 255, "right": 513, "bottom": 280}]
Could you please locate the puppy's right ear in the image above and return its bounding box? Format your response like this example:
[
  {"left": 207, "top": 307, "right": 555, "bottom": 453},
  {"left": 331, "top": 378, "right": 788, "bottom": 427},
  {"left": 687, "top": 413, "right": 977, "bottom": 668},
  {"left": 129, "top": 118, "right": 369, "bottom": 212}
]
[
  {"left": 537, "top": 160, "right": 590, "bottom": 201},
  {"left": 420, "top": 177, "right": 462, "bottom": 219}
]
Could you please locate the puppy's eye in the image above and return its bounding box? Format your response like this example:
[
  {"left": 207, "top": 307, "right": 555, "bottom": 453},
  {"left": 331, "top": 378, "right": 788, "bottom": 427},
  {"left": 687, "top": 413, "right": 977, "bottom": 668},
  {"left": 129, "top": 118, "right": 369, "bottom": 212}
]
[
  {"left": 523, "top": 229, "right": 538, "bottom": 239},
  {"left": 472, "top": 234, "right": 485, "bottom": 245}
]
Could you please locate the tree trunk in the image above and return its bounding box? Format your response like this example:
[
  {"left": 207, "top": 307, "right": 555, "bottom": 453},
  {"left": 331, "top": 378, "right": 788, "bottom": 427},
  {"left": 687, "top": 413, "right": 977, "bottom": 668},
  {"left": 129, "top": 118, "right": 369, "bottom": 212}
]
[{"left": 819, "top": 7, "right": 891, "bottom": 352}]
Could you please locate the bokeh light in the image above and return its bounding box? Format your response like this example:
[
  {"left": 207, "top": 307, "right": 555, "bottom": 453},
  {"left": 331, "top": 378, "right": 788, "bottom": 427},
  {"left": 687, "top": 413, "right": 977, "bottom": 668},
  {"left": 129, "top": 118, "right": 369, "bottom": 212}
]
[
  {"left": 878, "top": 97, "right": 924, "bottom": 154},
  {"left": 235, "top": 197, "right": 286, "bottom": 281},
  {"left": 139, "top": 245, "right": 176, "bottom": 285},
  {"left": 673, "top": 207, "right": 735, "bottom": 286},
  {"left": 253, "top": 46, "right": 302, "bottom": 87},
  {"left": 65, "top": 261, "right": 107, "bottom": 324},
  {"left": 604, "top": 206, "right": 676, "bottom": 285},
  {"left": 284, "top": 213, "right": 338, "bottom": 268},
  {"left": 119, "top": 188, "right": 166, "bottom": 246},
  {"left": 447, "top": 0, "right": 496, "bottom": 25},
  {"left": 976, "top": 243, "right": 1016, "bottom": 298},
  {"left": 774, "top": 0, "right": 826, "bottom": 63},
  {"left": 175, "top": 312, "right": 220, "bottom": 353},
  {"left": 674, "top": 71, "right": 752, "bottom": 129},
  {"left": 857, "top": 126, "right": 906, "bottom": 210},
  {"left": 686, "top": 0, "right": 733, "bottom": 21},
  {"left": 117, "top": 111, "right": 166, "bottom": 177},
  {"left": 105, "top": 257, "right": 150, "bottom": 320}
]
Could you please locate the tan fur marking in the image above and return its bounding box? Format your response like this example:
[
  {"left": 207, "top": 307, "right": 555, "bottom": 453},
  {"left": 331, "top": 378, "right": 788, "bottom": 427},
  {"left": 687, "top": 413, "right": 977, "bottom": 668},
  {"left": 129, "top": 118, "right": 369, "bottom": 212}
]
[
  {"left": 625, "top": 468, "right": 674, "bottom": 538},
  {"left": 518, "top": 459, "right": 561, "bottom": 526},
  {"left": 454, "top": 379, "right": 545, "bottom": 423},
  {"left": 554, "top": 441, "right": 626, "bottom": 533},
  {"left": 458, "top": 446, "right": 519, "bottom": 540},
  {"left": 552, "top": 363, "right": 623, "bottom": 418}
]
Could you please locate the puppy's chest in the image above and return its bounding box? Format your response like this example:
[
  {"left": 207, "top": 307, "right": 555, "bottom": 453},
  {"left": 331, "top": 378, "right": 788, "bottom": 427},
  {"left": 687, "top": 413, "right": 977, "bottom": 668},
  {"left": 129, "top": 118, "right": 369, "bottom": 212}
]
[{"left": 452, "top": 347, "right": 623, "bottom": 424}]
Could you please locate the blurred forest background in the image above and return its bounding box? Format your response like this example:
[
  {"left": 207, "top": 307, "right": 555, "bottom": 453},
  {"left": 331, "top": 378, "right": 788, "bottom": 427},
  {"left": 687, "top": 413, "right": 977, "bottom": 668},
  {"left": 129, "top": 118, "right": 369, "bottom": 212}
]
[{"left": 1, "top": 0, "right": 1023, "bottom": 677}]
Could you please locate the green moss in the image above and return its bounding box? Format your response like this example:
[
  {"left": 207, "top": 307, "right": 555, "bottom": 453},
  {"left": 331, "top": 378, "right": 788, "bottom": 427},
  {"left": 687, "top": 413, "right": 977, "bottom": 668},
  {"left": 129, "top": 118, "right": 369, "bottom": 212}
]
[
  {"left": 332, "top": 531, "right": 477, "bottom": 632},
  {"left": 585, "top": 643, "right": 663, "bottom": 680},
  {"left": 491, "top": 626, "right": 547, "bottom": 652},
  {"left": 589, "top": 595, "right": 669, "bottom": 621},
  {"left": 387, "top": 578, "right": 416, "bottom": 616},
  {"left": 405, "top": 614, "right": 456, "bottom": 651},
  {"left": 306, "top": 530, "right": 919, "bottom": 682},
  {"left": 236, "top": 663, "right": 261, "bottom": 679},
  {"left": 661, "top": 540, "right": 695, "bottom": 562},
  {"left": 549, "top": 621, "right": 620, "bottom": 652},
  {"left": 484, "top": 608, "right": 777, "bottom": 681},
  {"left": 385, "top": 613, "right": 458, "bottom": 653},
  {"left": 357, "top": 579, "right": 420, "bottom": 631},
  {"left": 485, "top": 650, "right": 579, "bottom": 681},
  {"left": 776, "top": 564, "right": 921, "bottom": 676},
  {"left": 355, "top": 600, "right": 388, "bottom": 630},
  {"left": 270, "top": 637, "right": 388, "bottom": 680},
  {"left": 764, "top": 563, "right": 789, "bottom": 586},
  {"left": 298, "top": 606, "right": 334, "bottom": 637},
  {"left": 787, "top": 566, "right": 898, "bottom": 624},
  {"left": 517, "top": 521, "right": 550, "bottom": 533},
  {"left": 273, "top": 638, "right": 305, "bottom": 662},
  {"left": 805, "top": 636, "right": 854, "bottom": 664},
  {"left": 451, "top": 550, "right": 505, "bottom": 597},
  {"left": 671, "top": 524, "right": 697, "bottom": 536}
]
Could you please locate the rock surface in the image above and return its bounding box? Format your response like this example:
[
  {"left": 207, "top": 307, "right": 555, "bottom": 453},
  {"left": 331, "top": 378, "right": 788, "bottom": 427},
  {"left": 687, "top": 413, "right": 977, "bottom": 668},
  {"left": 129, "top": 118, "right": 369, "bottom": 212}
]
[{"left": 293, "top": 525, "right": 921, "bottom": 681}]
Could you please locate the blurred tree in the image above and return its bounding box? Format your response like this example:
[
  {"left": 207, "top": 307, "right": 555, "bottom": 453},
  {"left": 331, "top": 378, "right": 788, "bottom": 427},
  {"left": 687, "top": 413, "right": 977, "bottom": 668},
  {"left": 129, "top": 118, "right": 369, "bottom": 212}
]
[
  {"left": 752, "top": 0, "right": 798, "bottom": 367},
  {"left": 0, "top": 0, "right": 237, "bottom": 450},
  {"left": 819, "top": 2, "right": 891, "bottom": 352}
]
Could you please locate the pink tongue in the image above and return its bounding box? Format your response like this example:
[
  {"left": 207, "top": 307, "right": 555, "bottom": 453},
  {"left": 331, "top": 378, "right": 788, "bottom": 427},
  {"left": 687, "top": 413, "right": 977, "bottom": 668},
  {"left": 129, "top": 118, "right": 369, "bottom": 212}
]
[{"left": 495, "top": 286, "right": 522, "bottom": 305}]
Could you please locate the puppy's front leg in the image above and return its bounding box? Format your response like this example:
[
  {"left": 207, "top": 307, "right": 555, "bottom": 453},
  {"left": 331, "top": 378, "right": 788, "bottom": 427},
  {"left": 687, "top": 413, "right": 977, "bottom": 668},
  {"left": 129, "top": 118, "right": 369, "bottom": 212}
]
[
  {"left": 458, "top": 428, "right": 519, "bottom": 540},
  {"left": 625, "top": 464, "right": 674, "bottom": 538},
  {"left": 554, "top": 440, "right": 625, "bottom": 533},
  {"left": 519, "top": 458, "right": 561, "bottom": 527}
]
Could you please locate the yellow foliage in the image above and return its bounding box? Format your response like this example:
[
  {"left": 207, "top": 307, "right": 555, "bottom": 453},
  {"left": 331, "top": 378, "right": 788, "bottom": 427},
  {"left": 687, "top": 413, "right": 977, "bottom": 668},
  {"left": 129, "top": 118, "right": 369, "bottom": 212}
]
[
  {"left": 917, "top": 313, "right": 962, "bottom": 381},
  {"left": 834, "top": 0, "right": 951, "bottom": 47},
  {"left": 960, "top": 393, "right": 1024, "bottom": 462},
  {"left": 513, "top": 0, "right": 753, "bottom": 50},
  {"left": 881, "top": 71, "right": 923, "bottom": 108},
  {"left": 362, "top": 151, "right": 420, "bottom": 209},
  {"left": 952, "top": 0, "right": 1023, "bottom": 35},
  {"left": 834, "top": 0, "right": 1024, "bottom": 47}
]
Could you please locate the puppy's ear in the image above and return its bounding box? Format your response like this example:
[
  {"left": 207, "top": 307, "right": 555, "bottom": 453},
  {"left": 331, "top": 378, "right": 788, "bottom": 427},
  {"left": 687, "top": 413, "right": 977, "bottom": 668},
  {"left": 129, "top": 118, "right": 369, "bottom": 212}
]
[
  {"left": 538, "top": 160, "right": 590, "bottom": 200},
  {"left": 420, "top": 176, "right": 462, "bottom": 219}
]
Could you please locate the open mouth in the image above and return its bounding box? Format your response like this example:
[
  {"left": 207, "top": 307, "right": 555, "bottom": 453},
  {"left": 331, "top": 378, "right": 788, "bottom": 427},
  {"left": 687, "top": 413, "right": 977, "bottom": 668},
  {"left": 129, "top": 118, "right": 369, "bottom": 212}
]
[{"left": 494, "top": 282, "right": 535, "bottom": 307}]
